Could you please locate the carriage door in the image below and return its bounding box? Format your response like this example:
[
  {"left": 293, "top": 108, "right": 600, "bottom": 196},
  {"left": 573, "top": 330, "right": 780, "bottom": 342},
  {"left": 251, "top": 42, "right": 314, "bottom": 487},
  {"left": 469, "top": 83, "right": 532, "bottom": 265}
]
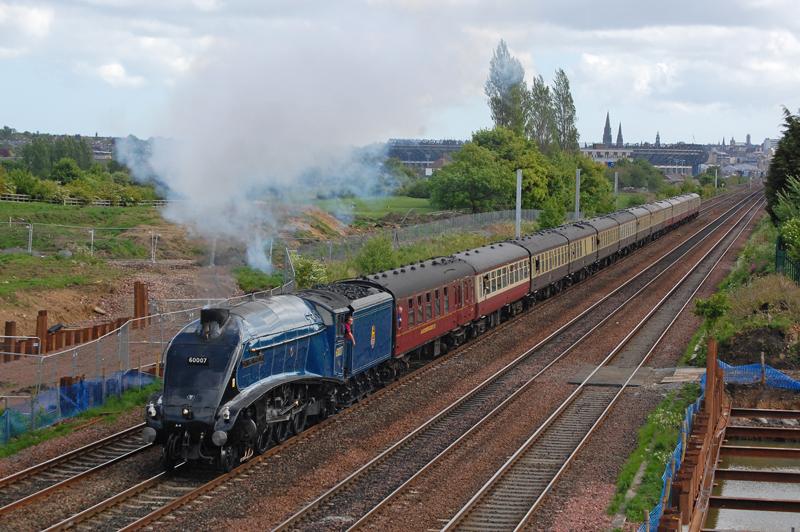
[{"left": 334, "top": 313, "right": 346, "bottom": 377}]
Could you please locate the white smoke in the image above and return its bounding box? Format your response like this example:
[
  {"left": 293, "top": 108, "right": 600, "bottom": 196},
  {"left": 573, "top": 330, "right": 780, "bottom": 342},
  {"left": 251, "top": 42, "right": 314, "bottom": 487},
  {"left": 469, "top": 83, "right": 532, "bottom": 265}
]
[{"left": 117, "top": 15, "right": 483, "bottom": 271}]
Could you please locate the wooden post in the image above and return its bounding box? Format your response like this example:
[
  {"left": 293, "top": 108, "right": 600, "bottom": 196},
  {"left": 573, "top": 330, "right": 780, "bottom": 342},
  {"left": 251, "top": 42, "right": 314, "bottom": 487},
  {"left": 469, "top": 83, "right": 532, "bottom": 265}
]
[
  {"left": 760, "top": 351, "right": 766, "bottom": 386},
  {"left": 706, "top": 338, "right": 718, "bottom": 429},
  {"left": 3, "top": 321, "right": 15, "bottom": 362},
  {"left": 36, "top": 310, "right": 48, "bottom": 354}
]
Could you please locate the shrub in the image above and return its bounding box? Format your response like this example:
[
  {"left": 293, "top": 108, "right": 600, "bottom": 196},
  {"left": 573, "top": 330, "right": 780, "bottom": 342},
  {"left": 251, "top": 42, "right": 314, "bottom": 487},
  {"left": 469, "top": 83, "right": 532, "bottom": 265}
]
[
  {"left": 694, "top": 293, "right": 729, "bottom": 325},
  {"left": 782, "top": 217, "right": 800, "bottom": 262},
  {"left": 291, "top": 253, "right": 329, "bottom": 289},
  {"left": 354, "top": 236, "right": 396, "bottom": 274}
]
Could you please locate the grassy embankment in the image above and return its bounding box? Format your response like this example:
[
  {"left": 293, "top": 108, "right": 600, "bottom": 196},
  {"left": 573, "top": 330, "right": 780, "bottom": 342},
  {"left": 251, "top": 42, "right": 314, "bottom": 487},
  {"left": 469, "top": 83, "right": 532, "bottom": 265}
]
[
  {"left": 680, "top": 217, "right": 800, "bottom": 367},
  {"left": 0, "top": 253, "right": 119, "bottom": 303},
  {"left": 0, "top": 202, "right": 165, "bottom": 258},
  {"left": 607, "top": 383, "right": 701, "bottom": 522},
  {"left": 314, "top": 195, "right": 436, "bottom": 220},
  {"left": 0, "top": 381, "right": 161, "bottom": 458}
]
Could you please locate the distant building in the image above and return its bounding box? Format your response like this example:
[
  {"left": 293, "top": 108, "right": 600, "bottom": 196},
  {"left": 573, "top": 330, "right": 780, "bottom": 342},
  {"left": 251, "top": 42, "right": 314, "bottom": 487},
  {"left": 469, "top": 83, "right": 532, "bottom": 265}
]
[
  {"left": 602, "top": 112, "right": 613, "bottom": 146},
  {"left": 616, "top": 124, "right": 623, "bottom": 148},
  {"left": 386, "top": 138, "right": 464, "bottom": 174}
]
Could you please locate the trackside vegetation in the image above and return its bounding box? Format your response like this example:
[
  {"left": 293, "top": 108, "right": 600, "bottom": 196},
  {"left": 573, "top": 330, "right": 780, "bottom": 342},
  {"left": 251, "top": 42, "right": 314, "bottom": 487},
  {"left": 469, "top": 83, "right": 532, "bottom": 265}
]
[{"left": 607, "top": 383, "right": 701, "bottom": 522}]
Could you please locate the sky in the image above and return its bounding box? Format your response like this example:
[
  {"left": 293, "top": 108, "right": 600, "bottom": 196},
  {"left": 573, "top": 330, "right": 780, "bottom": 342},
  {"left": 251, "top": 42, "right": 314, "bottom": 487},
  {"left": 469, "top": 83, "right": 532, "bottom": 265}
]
[{"left": 1, "top": 0, "right": 799, "bottom": 145}]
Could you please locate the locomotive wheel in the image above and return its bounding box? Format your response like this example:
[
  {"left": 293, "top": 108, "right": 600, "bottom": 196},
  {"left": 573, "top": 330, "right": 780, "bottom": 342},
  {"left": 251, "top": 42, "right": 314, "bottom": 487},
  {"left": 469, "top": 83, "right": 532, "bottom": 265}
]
[
  {"left": 220, "top": 444, "right": 239, "bottom": 472},
  {"left": 291, "top": 408, "right": 307, "bottom": 435},
  {"left": 274, "top": 420, "right": 291, "bottom": 443},
  {"left": 255, "top": 424, "right": 273, "bottom": 454},
  {"left": 160, "top": 434, "right": 179, "bottom": 471}
]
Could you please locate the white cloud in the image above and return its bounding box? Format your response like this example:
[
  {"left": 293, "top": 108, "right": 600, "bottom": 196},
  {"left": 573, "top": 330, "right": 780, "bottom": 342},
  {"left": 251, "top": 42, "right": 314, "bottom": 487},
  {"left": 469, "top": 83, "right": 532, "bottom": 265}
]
[
  {"left": 0, "top": 3, "right": 53, "bottom": 37},
  {"left": 96, "top": 62, "right": 145, "bottom": 87}
]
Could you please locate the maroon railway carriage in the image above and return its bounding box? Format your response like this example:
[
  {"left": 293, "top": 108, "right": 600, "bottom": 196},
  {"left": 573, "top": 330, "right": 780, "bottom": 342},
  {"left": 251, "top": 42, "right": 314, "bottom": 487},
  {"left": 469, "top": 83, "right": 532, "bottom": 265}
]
[
  {"left": 454, "top": 242, "right": 531, "bottom": 333},
  {"left": 366, "top": 256, "right": 476, "bottom": 358}
]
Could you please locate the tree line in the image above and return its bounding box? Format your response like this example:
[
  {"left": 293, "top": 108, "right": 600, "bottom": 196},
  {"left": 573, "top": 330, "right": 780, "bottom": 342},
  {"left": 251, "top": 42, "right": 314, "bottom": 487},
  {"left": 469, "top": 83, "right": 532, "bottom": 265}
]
[{"left": 0, "top": 135, "right": 158, "bottom": 204}]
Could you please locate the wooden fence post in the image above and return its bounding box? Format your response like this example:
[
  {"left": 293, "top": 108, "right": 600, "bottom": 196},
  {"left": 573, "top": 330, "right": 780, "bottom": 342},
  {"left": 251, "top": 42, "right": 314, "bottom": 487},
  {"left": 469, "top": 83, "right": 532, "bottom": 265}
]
[
  {"left": 36, "top": 310, "right": 48, "bottom": 354},
  {"left": 2, "top": 321, "right": 15, "bottom": 362}
]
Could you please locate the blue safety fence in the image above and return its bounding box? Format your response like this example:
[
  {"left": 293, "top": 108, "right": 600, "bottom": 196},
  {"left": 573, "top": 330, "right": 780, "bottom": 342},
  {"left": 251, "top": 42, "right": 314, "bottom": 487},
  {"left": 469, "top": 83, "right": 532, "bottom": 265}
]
[
  {"left": 718, "top": 360, "right": 800, "bottom": 391},
  {"left": 639, "top": 361, "right": 800, "bottom": 530},
  {"left": 0, "top": 369, "right": 155, "bottom": 445},
  {"left": 638, "top": 373, "right": 707, "bottom": 531}
]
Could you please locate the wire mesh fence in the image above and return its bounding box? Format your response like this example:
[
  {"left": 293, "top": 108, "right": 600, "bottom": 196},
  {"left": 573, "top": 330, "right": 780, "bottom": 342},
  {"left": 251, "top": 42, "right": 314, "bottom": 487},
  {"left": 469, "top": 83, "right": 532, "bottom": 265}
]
[
  {"left": 776, "top": 235, "right": 800, "bottom": 284},
  {"left": 297, "top": 208, "right": 542, "bottom": 261}
]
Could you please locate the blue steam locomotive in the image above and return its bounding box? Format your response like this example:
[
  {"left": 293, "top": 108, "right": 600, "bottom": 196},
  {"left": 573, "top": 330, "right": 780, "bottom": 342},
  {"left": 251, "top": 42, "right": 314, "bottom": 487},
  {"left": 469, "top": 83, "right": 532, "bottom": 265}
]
[{"left": 142, "top": 194, "right": 700, "bottom": 471}]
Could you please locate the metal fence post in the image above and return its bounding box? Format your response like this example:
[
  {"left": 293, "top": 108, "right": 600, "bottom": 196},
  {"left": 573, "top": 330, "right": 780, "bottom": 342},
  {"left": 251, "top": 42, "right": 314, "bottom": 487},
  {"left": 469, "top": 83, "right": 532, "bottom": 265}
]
[
  {"left": 89, "top": 228, "right": 94, "bottom": 256},
  {"left": 27, "top": 224, "right": 33, "bottom": 254}
]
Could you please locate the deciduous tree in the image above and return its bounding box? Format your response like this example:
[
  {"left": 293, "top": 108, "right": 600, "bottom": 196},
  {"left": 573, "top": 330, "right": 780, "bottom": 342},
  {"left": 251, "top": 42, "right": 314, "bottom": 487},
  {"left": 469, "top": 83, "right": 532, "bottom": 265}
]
[
  {"left": 429, "top": 143, "right": 507, "bottom": 213},
  {"left": 551, "top": 69, "right": 579, "bottom": 152},
  {"left": 485, "top": 40, "right": 528, "bottom": 135},
  {"left": 526, "top": 75, "right": 554, "bottom": 152}
]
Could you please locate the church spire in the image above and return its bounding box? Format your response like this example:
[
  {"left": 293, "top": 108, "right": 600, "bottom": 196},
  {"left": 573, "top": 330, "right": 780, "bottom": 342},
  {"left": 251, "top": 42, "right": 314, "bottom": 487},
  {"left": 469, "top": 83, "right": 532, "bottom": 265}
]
[
  {"left": 616, "top": 123, "right": 623, "bottom": 148},
  {"left": 655, "top": 131, "right": 661, "bottom": 148},
  {"left": 603, "top": 112, "right": 613, "bottom": 146}
]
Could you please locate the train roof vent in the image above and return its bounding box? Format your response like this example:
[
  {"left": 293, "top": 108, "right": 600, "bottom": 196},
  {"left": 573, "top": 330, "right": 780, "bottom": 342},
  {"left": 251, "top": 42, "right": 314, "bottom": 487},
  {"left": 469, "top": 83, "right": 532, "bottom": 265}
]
[
  {"left": 420, "top": 263, "right": 425, "bottom": 268},
  {"left": 393, "top": 270, "right": 398, "bottom": 275},
  {"left": 401, "top": 268, "right": 406, "bottom": 272},
  {"left": 475, "top": 249, "right": 480, "bottom": 253},
  {"left": 411, "top": 266, "right": 416, "bottom": 270},
  {"left": 490, "top": 245, "right": 495, "bottom": 249},
  {"left": 382, "top": 273, "right": 388, "bottom": 278}
]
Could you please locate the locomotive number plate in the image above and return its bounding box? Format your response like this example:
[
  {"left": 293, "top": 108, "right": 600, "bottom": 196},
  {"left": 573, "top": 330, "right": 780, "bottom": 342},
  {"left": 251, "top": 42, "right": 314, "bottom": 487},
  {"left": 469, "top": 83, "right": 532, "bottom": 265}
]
[{"left": 187, "top": 356, "right": 209, "bottom": 366}]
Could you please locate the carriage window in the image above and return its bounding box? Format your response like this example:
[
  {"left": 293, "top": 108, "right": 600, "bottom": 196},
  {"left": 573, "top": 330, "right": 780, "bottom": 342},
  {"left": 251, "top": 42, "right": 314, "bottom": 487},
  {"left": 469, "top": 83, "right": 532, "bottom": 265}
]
[
  {"left": 425, "top": 292, "right": 432, "bottom": 321},
  {"left": 434, "top": 289, "right": 440, "bottom": 317},
  {"left": 457, "top": 283, "right": 463, "bottom": 306},
  {"left": 535, "top": 256, "right": 540, "bottom": 273},
  {"left": 417, "top": 295, "right": 423, "bottom": 322},
  {"left": 444, "top": 287, "right": 449, "bottom": 312},
  {"left": 408, "top": 298, "right": 415, "bottom": 326}
]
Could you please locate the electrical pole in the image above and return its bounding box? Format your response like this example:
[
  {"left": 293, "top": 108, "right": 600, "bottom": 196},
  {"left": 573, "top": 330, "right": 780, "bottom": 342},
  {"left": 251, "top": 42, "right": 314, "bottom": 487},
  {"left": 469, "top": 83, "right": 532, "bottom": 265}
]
[
  {"left": 614, "top": 171, "right": 619, "bottom": 196},
  {"left": 714, "top": 168, "right": 718, "bottom": 189},
  {"left": 515, "top": 169, "right": 522, "bottom": 239},
  {"left": 574, "top": 168, "right": 581, "bottom": 221}
]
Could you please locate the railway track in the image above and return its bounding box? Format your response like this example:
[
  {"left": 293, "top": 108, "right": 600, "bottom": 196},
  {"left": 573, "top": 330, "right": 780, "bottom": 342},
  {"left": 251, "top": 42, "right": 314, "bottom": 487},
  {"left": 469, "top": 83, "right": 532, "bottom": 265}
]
[
  {"left": 25, "top": 190, "right": 748, "bottom": 531},
  {"left": 0, "top": 424, "right": 150, "bottom": 518},
  {"left": 271, "top": 194, "right": 761, "bottom": 531},
  {"left": 443, "top": 199, "right": 763, "bottom": 532}
]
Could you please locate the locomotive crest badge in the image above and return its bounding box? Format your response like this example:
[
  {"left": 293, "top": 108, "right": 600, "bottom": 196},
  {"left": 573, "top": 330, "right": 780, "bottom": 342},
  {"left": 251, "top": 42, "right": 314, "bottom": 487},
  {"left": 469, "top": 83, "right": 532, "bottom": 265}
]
[{"left": 370, "top": 325, "right": 376, "bottom": 348}]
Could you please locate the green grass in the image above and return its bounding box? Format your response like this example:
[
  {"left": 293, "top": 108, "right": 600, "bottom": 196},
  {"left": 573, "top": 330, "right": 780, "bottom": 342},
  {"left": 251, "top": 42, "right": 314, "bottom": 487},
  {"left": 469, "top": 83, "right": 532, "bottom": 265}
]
[
  {"left": 0, "top": 202, "right": 167, "bottom": 258},
  {"left": 0, "top": 253, "right": 118, "bottom": 301},
  {"left": 0, "top": 202, "right": 162, "bottom": 227},
  {"left": 0, "top": 381, "right": 161, "bottom": 458},
  {"left": 315, "top": 195, "right": 435, "bottom": 219},
  {"left": 233, "top": 266, "right": 284, "bottom": 293},
  {"left": 607, "top": 383, "right": 701, "bottom": 522}
]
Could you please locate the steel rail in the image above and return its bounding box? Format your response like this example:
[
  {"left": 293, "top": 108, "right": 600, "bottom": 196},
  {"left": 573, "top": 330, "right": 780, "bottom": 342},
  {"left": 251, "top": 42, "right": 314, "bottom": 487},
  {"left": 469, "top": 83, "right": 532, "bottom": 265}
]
[
  {"left": 275, "top": 194, "right": 759, "bottom": 531},
  {"left": 344, "top": 194, "right": 761, "bottom": 531},
  {"left": 0, "top": 423, "right": 150, "bottom": 516},
  {"left": 43, "top": 464, "right": 187, "bottom": 531},
  {"left": 444, "top": 199, "right": 762, "bottom": 532}
]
